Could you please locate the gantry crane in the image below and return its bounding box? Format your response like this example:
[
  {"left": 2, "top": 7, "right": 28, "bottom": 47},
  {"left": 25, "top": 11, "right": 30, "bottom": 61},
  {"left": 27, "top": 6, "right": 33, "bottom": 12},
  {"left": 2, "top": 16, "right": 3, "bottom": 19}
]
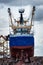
[{"left": 8, "top": 6, "right": 35, "bottom": 34}]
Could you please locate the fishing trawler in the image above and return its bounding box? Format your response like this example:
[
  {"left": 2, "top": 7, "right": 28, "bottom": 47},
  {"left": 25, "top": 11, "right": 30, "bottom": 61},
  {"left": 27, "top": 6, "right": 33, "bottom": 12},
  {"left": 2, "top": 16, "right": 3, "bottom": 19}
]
[{"left": 8, "top": 6, "right": 35, "bottom": 62}]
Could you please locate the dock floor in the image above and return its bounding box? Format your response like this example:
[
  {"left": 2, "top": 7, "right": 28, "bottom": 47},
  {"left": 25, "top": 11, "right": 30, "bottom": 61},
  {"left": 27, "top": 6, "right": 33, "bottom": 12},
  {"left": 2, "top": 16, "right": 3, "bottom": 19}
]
[{"left": 0, "top": 57, "right": 43, "bottom": 65}]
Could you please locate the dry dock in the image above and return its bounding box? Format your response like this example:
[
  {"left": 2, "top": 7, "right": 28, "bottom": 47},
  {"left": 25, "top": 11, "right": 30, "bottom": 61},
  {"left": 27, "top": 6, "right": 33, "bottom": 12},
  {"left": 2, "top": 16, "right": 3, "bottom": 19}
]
[{"left": 0, "top": 57, "right": 43, "bottom": 65}]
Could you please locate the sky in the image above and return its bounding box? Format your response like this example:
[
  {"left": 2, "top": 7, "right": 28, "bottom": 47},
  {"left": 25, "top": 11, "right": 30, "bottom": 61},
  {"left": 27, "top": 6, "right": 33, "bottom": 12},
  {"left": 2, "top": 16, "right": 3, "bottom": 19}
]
[
  {"left": 0, "top": 0, "right": 43, "bottom": 6},
  {"left": 0, "top": 0, "right": 43, "bottom": 56}
]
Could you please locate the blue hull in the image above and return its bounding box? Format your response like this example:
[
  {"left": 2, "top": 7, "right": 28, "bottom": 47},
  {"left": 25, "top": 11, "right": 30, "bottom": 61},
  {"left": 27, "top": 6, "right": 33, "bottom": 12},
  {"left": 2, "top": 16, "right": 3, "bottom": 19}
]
[{"left": 10, "top": 36, "right": 34, "bottom": 47}]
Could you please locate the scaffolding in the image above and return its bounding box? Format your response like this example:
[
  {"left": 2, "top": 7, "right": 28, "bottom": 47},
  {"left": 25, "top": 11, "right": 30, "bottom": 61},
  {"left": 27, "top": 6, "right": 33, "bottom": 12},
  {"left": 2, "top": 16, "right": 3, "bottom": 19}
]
[{"left": 0, "top": 35, "right": 10, "bottom": 59}]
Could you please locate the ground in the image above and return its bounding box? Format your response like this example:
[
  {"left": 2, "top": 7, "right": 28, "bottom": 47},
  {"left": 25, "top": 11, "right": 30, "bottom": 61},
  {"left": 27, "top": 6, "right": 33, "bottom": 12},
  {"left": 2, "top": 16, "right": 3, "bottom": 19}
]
[{"left": 0, "top": 57, "right": 43, "bottom": 65}]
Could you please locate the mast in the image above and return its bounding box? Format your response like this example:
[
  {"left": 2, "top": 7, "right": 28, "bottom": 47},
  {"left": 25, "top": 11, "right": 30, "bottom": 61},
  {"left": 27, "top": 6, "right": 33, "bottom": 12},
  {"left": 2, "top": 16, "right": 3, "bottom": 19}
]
[
  {"left": 31, "top": 6, "right": 35, "bottom": 26},
  {"left": 8, "top": 8, "right": 13, "bottom": 26},
  {"left": 19, "top": 9, "right": 24, "bottom": 24},
  {"left": 8, "top": 8, "right": 16, "bottom": 34}
]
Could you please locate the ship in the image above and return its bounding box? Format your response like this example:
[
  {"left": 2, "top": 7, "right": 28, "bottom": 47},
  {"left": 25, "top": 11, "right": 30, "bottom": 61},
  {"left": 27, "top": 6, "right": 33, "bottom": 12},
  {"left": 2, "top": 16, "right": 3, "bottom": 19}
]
[{"left": 8, "top": 6, "right": 35, "bottom": 62}]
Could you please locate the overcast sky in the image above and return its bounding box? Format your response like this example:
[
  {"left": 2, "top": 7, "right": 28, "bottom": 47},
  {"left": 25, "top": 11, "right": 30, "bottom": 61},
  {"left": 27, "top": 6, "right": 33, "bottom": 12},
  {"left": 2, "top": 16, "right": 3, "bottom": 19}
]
[{"left": 0, "top": 0, "right": 43, "bottom": 6}]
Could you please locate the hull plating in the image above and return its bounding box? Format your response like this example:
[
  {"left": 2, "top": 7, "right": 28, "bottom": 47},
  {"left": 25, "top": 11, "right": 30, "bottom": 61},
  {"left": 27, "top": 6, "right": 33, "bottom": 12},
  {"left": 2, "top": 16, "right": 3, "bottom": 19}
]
[{"left": 10, "top": 36, "right": 34, "bottom": 57}]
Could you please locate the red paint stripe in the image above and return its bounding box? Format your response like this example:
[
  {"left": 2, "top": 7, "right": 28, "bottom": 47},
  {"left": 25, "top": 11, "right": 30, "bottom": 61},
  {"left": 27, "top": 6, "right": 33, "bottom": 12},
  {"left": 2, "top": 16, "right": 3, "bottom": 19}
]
[{"left": 10, "top": 46, "right": 33, "bottom": 49}]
